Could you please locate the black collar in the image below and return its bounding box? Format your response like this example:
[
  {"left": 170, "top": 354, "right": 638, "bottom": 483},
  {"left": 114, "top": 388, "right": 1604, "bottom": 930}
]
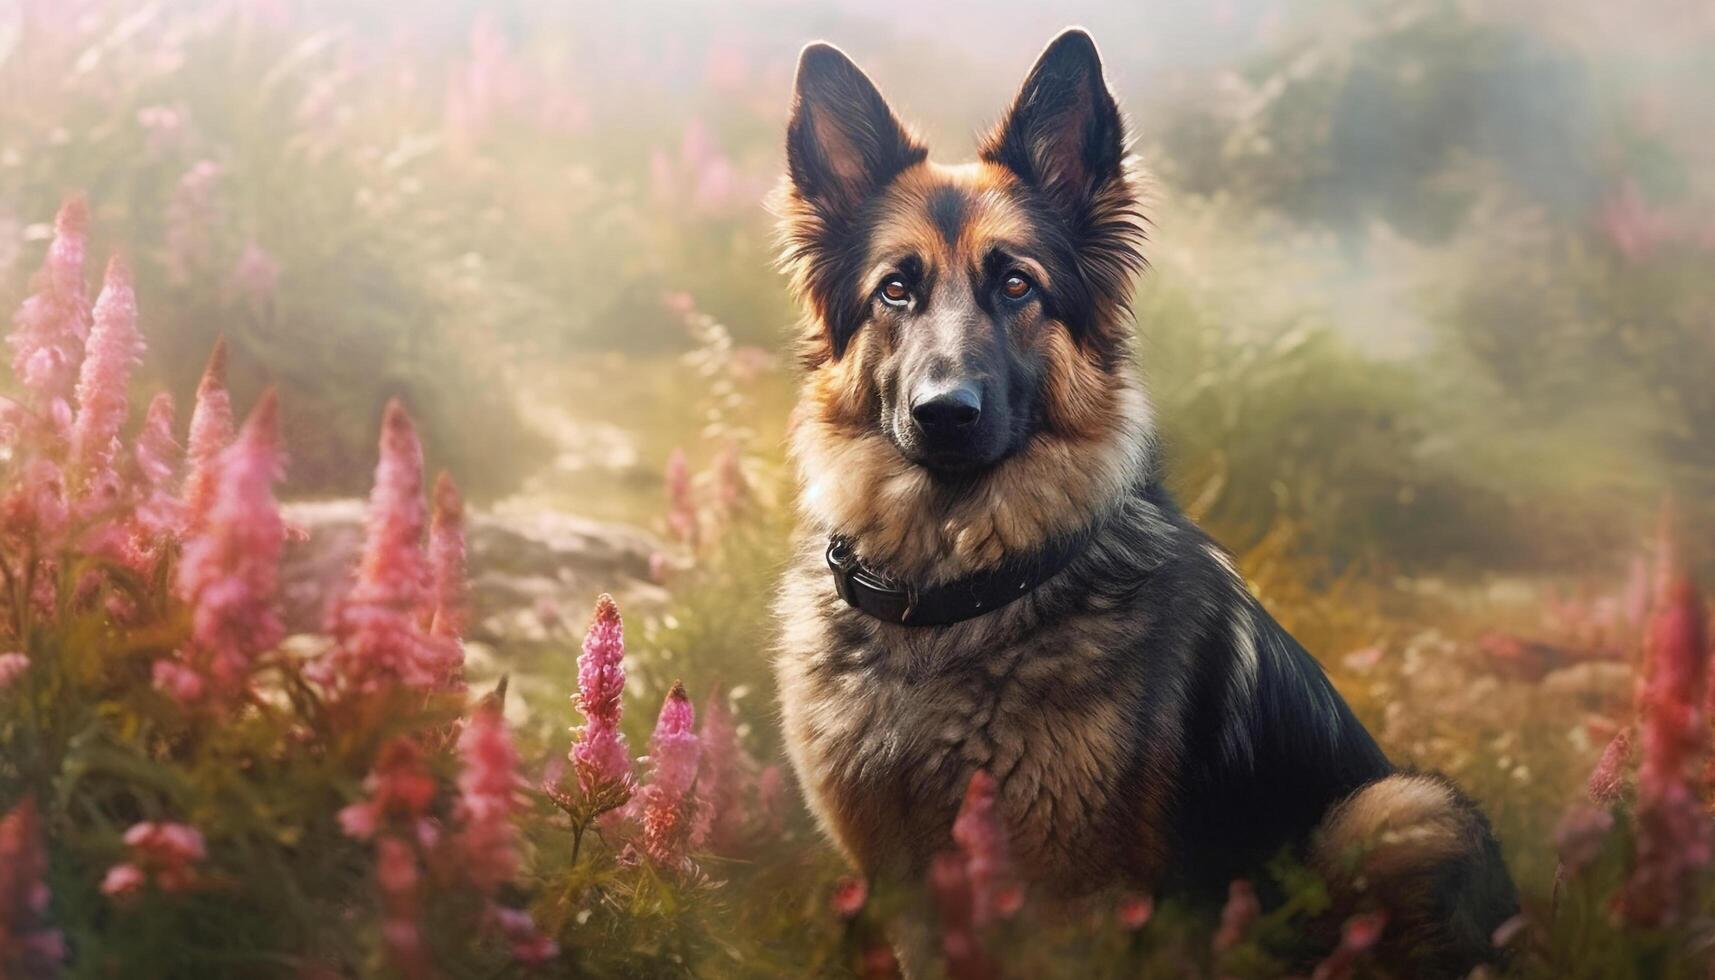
[{"left": 825, "top": 529, "right": 1093, "bottom": 627}]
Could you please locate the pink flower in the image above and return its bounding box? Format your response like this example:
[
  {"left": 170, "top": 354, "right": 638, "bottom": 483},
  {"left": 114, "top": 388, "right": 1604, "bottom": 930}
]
[
  {"left": 830, "top": 876, "right": 868, "bottom": 919},
  {"left": 456, "top": 707, "right": 522, "bottom": 893},
  {"left": 151, "top": 660, "right": 207, "bottom": 703},
  {"left": 1311, "top": 912, "right": 1388, "bottom": 980},
  {"left": 487, "top": 904, "right": 559, "bottom": 965},
  {"left": 70, "top": 256, "right": 144, "bottom": 486},
  {"left": 694, "top": 690, "right": 758, "bottom": 852},
  {"left": 426, "top": 472, "right": 467, "bottom": 640},
  {"left": 165, "top": 161, "right": 221, "bottom": 284},
  {"left": 1213, "top": 879, "right": 1261, "bottom": 952},
  {"left": 181, "top": 339, "right": 235, "bottom": 536},
  {"left": 116, "top": 821, "right": 207, "bottom": 894},
  {"left": 7, "top": 196, "right": 91, "bottom": 429},
  {"left": 859, "top": 943, "right": 901, "bottom": 980},
  {"left": 0, "top": 459, "right": 68, "bottom": 547},
  {"left": 173, "top": 390, "right": 285, "bottom": 702},
  {"left": 1554, "top": 804, "right": 1616, "bottom": 876},
  {"left": 1116, "top": 893, "right": 1153, "bottom": 930},
  {"left": 339, "top": 739, "right": 439, "bottom": 842},
  {"left": 571, "top": 594, "right": 631, "bottom": 799},
  {"left": 951, "top": 770, "right": 1023, "bottom": 927},
  {"left": 928, "top": 770, "right": 1021, "bottom": 979},
  {"left": 639, "top": 680, "right": 700, "bottom": 867},
  {"left": 664, "top": 447, "right": 697, "bottom": 548},
  {"left": 1586, "top": 727, "right": 1632, "bottom": 804},
  {"left": 100, "top": 863, "right": 145, "bottom": 899},
  {"left": 0, "top": 652, "right": 29, "bottom": 691},
  {"left": 929, "top": 850, "right": 995, "bottom": 980},
  {"left": 1491, "top": 913, "right": 1528, "bottom": 948},
  {"left": 337, "top": 801, "right": 378, "bottom": 840},
  {"left": 229, "top": 241, "right": 279, "bottom": 308},
  {"left": 358, "top": 400, "right": 428, "bottom": 608},
  {"left": 132, "top": 392, "right": 183, "bottom": 543},
  {"left": 712, "top": 440, "right": 749, "bottom": 518},
  {"left": 1616, "top": 569, "right": 1710, "bottom": 927},
  {"left": 136, "top": 104, "right": 188, "bottom": 154},
  {"left": 374, "top": 836, "right": 429, "bottom": 979},
  {"left": 320, "top": 401, "right": 459, "bottom": 694},
  {"left": 0, "top": 798, "right": 63, "bottom": 976}
]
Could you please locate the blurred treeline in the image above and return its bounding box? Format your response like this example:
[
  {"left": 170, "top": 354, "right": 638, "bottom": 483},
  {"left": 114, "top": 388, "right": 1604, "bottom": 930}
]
[{"left": 1, "top": 0, "right": 1710, "bottom": 571}]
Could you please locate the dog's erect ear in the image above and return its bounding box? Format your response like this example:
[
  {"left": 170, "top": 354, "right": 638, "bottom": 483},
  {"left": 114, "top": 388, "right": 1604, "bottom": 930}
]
[
  {"left": 981, "top": 30, "right": 1126, "bottom": 216},
  {"left": 786, "top": 43, "right": 925, "bottom": 215}
]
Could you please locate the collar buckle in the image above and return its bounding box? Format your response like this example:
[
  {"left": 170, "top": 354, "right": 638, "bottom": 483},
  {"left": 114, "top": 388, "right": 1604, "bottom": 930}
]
[{"left": 826, "top": 536, "right": 918, "bottom": 624}]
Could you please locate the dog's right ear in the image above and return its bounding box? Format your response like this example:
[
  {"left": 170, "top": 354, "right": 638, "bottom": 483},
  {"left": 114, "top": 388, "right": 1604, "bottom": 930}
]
[{"left": 786, "top": 43, "right": 924, "bottom": 216}]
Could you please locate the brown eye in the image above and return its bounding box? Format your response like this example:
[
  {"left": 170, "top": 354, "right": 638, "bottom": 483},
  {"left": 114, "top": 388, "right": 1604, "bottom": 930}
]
[
  {"left": 1001, "top": 272, "right": 1033, "bottom": 300},
  {"left": 879, "top": 276, "right": 911, "bottom": 306}
]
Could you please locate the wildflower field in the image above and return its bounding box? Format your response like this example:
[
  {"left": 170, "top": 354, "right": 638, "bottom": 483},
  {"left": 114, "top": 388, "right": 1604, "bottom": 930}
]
[{"left": 3, "top": 1, "right": 1715, "bottom": 978}]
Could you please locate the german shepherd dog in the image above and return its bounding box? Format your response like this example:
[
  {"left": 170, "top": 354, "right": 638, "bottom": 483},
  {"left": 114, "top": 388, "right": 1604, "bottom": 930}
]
[{"left": 772, "top": 29, "right": 1518, "bottom": 976}]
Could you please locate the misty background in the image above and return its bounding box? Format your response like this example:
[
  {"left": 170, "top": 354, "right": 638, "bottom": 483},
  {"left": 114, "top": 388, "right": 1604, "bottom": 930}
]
[{"left": 3, "top": 0, "right": 1712, "bottom": 576}]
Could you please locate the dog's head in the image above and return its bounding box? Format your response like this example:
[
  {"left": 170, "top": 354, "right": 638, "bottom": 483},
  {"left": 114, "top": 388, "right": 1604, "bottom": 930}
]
[{"left": 777, "top": 30, "right": 1152, "bottom": 577}]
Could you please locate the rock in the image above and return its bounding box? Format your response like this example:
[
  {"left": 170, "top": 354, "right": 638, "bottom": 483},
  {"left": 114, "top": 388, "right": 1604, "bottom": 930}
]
[
  {"left": 279, "top": 500, "right": 666, "bottom": 642},
  {"left": 1541, "top": 661, "right": 1633, "bottom": 701}
]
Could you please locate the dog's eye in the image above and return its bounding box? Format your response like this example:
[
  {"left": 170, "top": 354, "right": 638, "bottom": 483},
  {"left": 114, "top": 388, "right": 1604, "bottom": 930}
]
[
  {"left": 878, "top": 276, "right": 911, "bottom": 306},
  {"left": 1001, "top": 272, "right": 1033, "bottom": 301}
]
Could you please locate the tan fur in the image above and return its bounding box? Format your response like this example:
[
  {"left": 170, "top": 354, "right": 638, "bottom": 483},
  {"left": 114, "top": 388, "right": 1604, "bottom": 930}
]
[
  {"left": 773, "top": 557, "right": 1178, "bottom": 893},
  {"left": 1311, "top": 774, "right": 1497, "bottom": 968},
  {"left": 790, "top": 378, "right": 1151, "bottom": 583},
  {"left": 785, "top": 158, "right": 1153, "bottom": 582}
]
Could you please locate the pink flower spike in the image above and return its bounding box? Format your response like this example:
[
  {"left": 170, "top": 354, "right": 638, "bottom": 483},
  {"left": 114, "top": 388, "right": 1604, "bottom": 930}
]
[
  {"left": 182, "top": 338, "right": 235, "bottom": 535},
  {"left": 664, "top": 447, "right": 697, "bottom": 548},
  {"left": 70, "top": 255, "right": 145, "bottom": 484},
  {"left": 1586, "top": 727, "right": 1632, "bottom": 804},
  {"left": 1213, "top": 879, "right": 1261, "bottom": 952},
  {"left": 343, "top": 739, "right": 438, "bottom": 842},
  {"left": 1341, "top": 911, "right": 1386, "bottom": 952},
  {"left": 577, "top": 595, "right": 625, "bottom": 727},
  {"left": 101, "top": 863, "right": 145, "bottom": 899},
  {"left": 951, "top": 770, "right": 1022, "bottom": 926},
  {"left": 229, "top": 241, "right": 280, "bottom": 308},
  {"left": 1491, "top": 913, "right": 1527, "bottom": 948},
  {"left": 173, "top": 389, "right": 285, "bottom": 703},
  {"left": 639, "top": 680, "right": 701, "bottom": 867},
  {"left": 571, "top": 594, "right": 632, "bottom": 799},
  {"left": 319, "top": 400, "right": 457, "bottom": 694},
  {"left": 152, "top": 659, "right": 206, "bottom": 703},
  {"left": 456, "top": 707, "right": 523, "bottom": 893},
  {"left": 134, "top": 392, "right": 184, "bottom": 541},
  {"left": 1554, "top": 804, "right": 1615, "bottom": 876},
  {"left": 426, "top": 472, "right": 467, "bottom": 639},
  {"left": 1617, "top": 563, "right": 1710, "bottom": 927},
  {"left": 1311, "top": 911, "right": 1387, "bottom": 980},
  {"left": 359, "top": 400, "right": 428, "bottom": 608},
  {"left": 488, "top": 903, "right": 559, "bottom": 964},
  {"left": 695, "top": 690, "right": 757, "bottom": 852},
  {"left": 109, "top": 820, "right": 206, "bottom": 898},
  {"left": 338, "top": 802, "right": 379, "bottom": 841},
  {"left": 7, "top": 196, "right": 91, "bottom": 423},
  {"left": 831, "top": 876, "right": 868, "bottom": 919},
  {"left": 0, "top": 652, "right": 29, "bottom": 691},
  {"left": 374, "top": 836, "right": 428, "bottom": 979},
  {"left": 0, "top": 797, "right": 63, "bottom": 975},
  {"left": 1116, "top": 893, "right": 1154, "bottom": 931}
]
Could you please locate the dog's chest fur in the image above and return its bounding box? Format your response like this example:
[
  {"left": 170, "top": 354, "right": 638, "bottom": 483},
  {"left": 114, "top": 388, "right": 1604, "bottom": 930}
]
[{"left": 774, "top": 550, "right": 1183, "bottom": 893}]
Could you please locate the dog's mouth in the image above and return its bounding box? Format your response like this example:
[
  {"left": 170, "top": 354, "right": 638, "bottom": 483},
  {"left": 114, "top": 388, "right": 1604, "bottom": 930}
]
[{"left": 885, "top": 418, "right": 1016, "bottom": 479}]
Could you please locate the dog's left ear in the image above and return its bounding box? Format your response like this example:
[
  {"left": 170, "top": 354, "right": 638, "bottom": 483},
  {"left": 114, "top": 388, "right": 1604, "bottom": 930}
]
[
  {"left": 786, "top": 43, "right": 925, "bottom": 217},
  {"left": 981, "top": 29, "right": 1126, "bottom": 217}
]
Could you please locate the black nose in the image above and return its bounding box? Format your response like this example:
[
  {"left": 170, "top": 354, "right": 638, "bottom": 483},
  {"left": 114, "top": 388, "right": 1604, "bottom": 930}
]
[{"left": 911, "top": 383, "right": 982, "bottom": 437}]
